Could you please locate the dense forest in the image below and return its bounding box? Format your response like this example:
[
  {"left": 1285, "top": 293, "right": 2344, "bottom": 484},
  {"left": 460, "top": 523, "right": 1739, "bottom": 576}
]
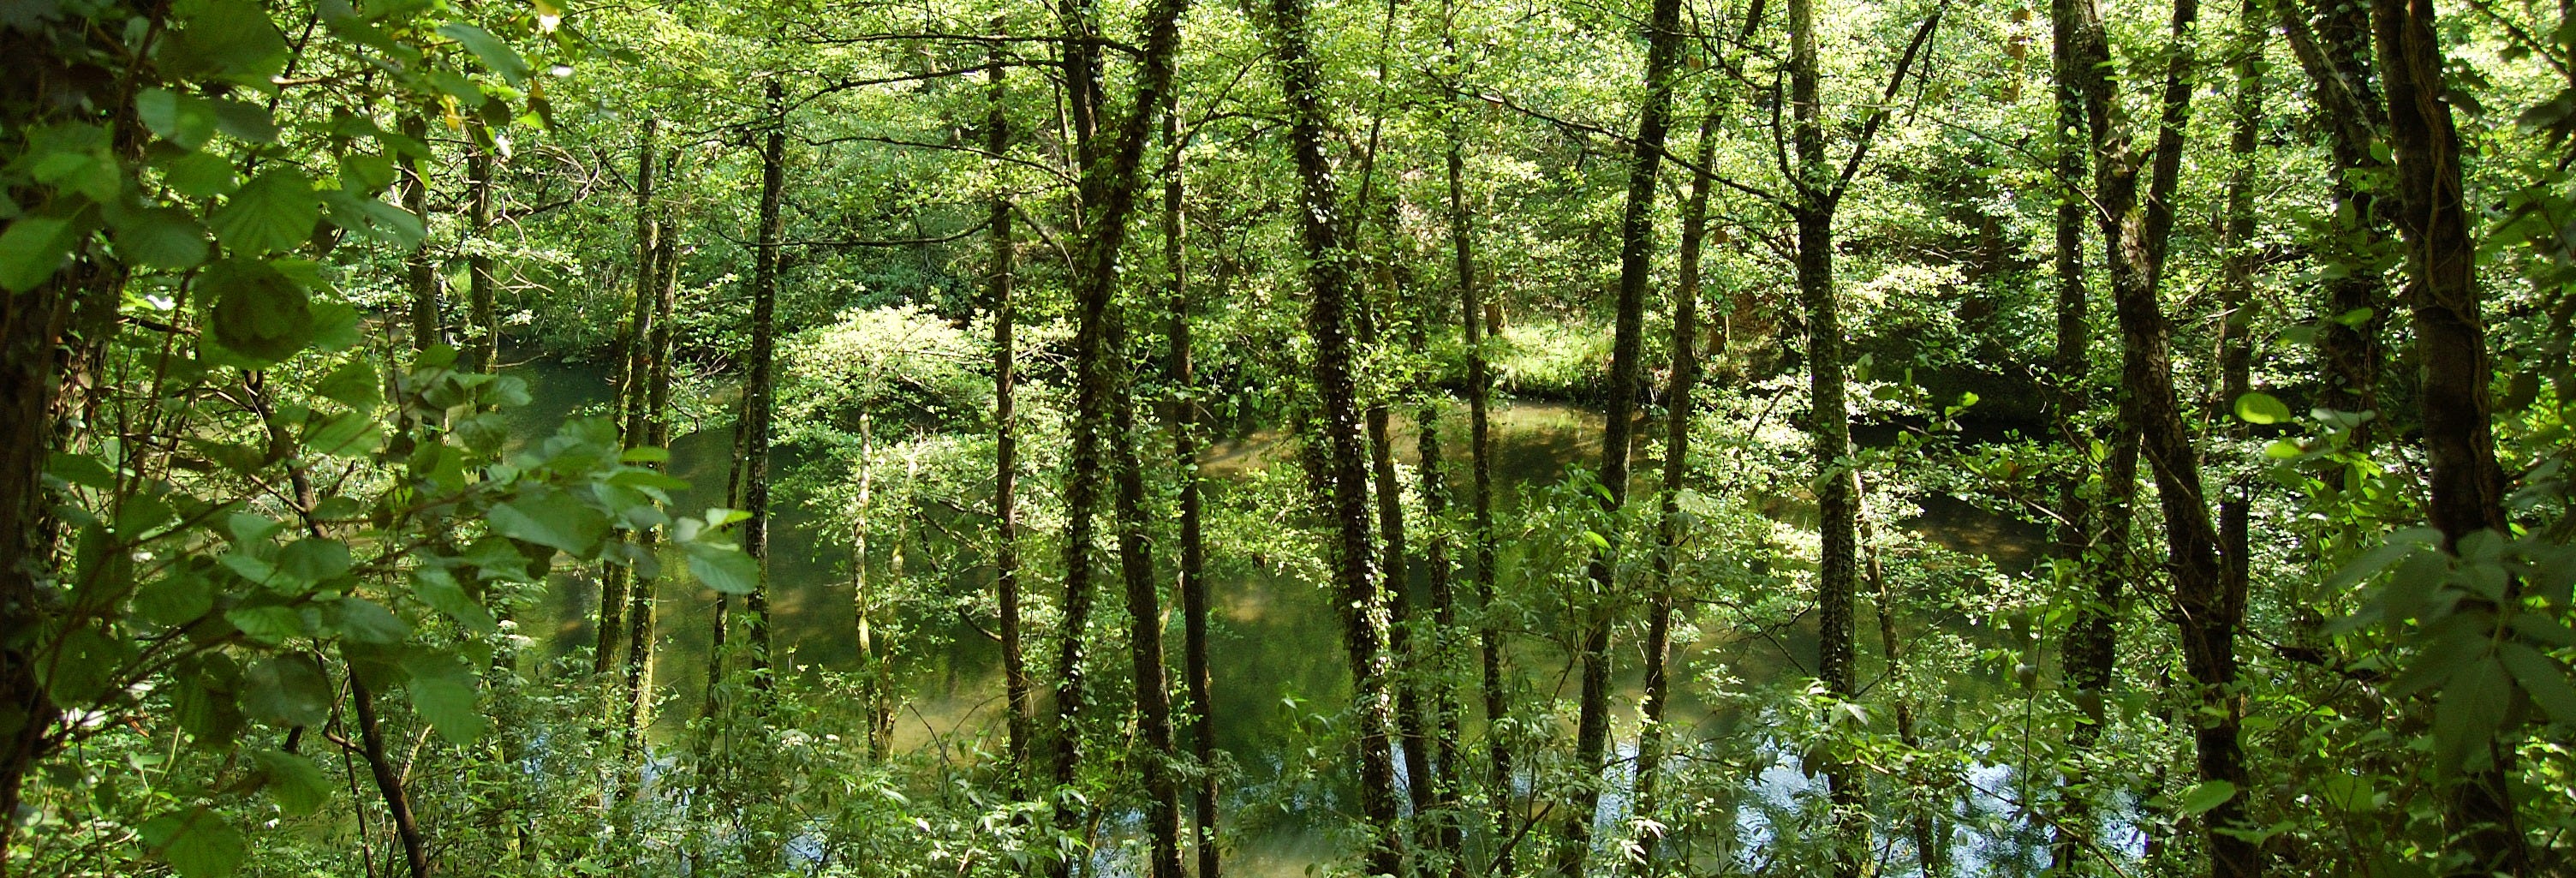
[{"left": 3, "top": 0, "right": 2574, "bottom": 874}]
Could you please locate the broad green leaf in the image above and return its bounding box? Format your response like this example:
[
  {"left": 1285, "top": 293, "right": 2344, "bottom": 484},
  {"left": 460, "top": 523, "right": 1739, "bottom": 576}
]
[
  {"left": 313, "top": 360, "right": 382, "bottom": 409},
  {"left": 402, "top": 651, "right": 486, "bottom": 745},
  {"left": 110, "top": 206, "right": 210, "bottom": 271},
  {"left": 210, "top": 167, "right": 318, "bottom": 255},
  {"left": 438, "top": 22, "right": 533, "bottom": 84},
  {"left": 2433, "top": 654, "right": 2512, "bottom": 773},
  {"left": 46, "top": 451, "right": 116, "bottom": 491},
  {"left": 240, "top": 654, "right": 331, "bottom": 726},
  {"left": 224, "top": 605, "right": 305, "bottom": 644},
  {"left": 136, "top": 88, "right": 221, "bottom": 150},
  {"left": 206, "top": 99, "right": 277, "bottom": 144},
  {"left": 2178, "top": 779, "right": 2237, "bottom": 816},
  {"left": 162, "top": 152, "right": 239, "bottom": 198},
  {"left": 327, "top": 597, "right": 410, "bottom": 644},
  {"left": 0, "top": 214, "right": 75, "bottom": 292},
  {"left": 2499, "top": 642, "right": 2576, "bottom": 726},
  {"left": 140, "top": 809, "right": 245, "bottom": 878},
  {"left": 2233, "top": 391, "right": 2293, "bottom": 425},
  {"left": 163, "top": 0, "right": 289, "bottom": 81},
  {"left": 488, "top": 489, "right": 609, "bottom": 555},
  {"left": 136, "top": 566, "right": 215, "bottom": 626},
  {"left": 412, "top": 568, "right": 498, "bottom": 633},
  {"left": 202, "top": 257, "right": 313, "bottom": 365},
  {"left": 685, "top": 541, "right": 760, "bottom": 595},
  {"left": 2317, "top": 774, "right": 2375, "bottom": 812},
  {"left": 249, "top": 750, "right": 333, "bottom": 815}
]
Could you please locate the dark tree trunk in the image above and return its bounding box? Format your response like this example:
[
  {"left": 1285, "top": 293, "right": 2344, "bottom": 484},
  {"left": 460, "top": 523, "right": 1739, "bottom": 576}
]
[
  {"left": 599, "top": 121, "right": 660, "bottom": 679},
  {"left": 1048, "top": 0, "right": 1195, "bottom": 869},
  {"left": 402, "top": 115, "right": 443, "bottom": 351},
  {"left": 1788, "top": 0, "right": 1864, "bottom": 868},
  {"left": 2216, "top": 0, "right": 2263, "bottom": 806},
  {"left": 2283, "top": 0, "right": 2390, "bottom": 445},
  {"left": 1255, "top": 0, "right": 1406, "bottom": 869},
  {"left": 1109, "top": 309, "right": 1184, "bottom": 878},
  {"left": 1634, "top": 105, "right": 1715, "bottom": 875},
  {"left": 1558, "top": 0, "right": 1685, "bottom": 869},
  {"left": 2046, "top": 0, "right": 2116, "bottom": 866},
  {"left": 988, "top": 33, "right": 1036, "bottom": 789},
  {"left": 2374, "top": 0, "right": 2526, "bottom": 869},
  {"left": 0, "top": 260, "right": 71, "bottom": 876},
  {"left": 1446, "top": 111, "right": 1514, "bottom": 878},
  {"left": 1412, "top": 310, "right": 1464, "bottom": 875},
  {"left": 1359, "top": 304, "right": 1433, "bottom": 822},
  {"left": 625, "top": 187, "right": 678, "bottom": 757},
  {"left": 351, "top": 675, "right": 432, "bottom": 878},
  {"left": 1166, "top": 99, "right": 1222, "bottom": 878},
  {"left": 742, "top": 81, "right": 789, "bottom": 688},
  {"left": 465, "top": 130, "right": 498, "bottom": 373}
]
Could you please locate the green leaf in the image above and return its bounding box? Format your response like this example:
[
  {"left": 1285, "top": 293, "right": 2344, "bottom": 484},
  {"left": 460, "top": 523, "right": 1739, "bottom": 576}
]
[
  {"left": 313, "top": 360, "right": 382, "bottom": 409},
  {"left": 225, "top": 604, "right": 305, "bottom": 644},
  {"left": 489, "top": 489, "right": 610, "bottom": 555},
  {"left": 0, "top": 214, "right": 75, "bottom": 293},
  {"left": 163, "top": 0, "right": 289, "bottom": 82},
  {"left": 2434, "top": 654, "right": 2512, "bottom": 773},
  {"left": 111, "top": 207, "right": 210, "bottom": 271},
  {"left": 202, "top": 257, "right": 313, "bottom": 366},
  {"left": 210, "top": 167, "right": 318, "bottom": 255},
  {"left": 136, "top": 88, "right": 221, "bottom": 150},
  {"left": 412, "top": 568, "right": 498, "bottom": 633},
  {"left": 402, "top": 652, "right": 486, "bottom": 745},
  {"left": 2499, "top": 642, "right": 2576, "bottom": 726},
  {"left": 2178, "top": 779, "right": 2237, "bottom": 816},
  {"left": 249, "top": 750, "right": 333, "bottom": 815},
  {"left": 140, "top": 809, "right": 245, "bottom": 878},
  {"left": 2233, "top": 391, "right": 2293, "bottom": 425},
  {"left": 136, "top": 566, "right": 215, "bottom": 626},
  {"left": 206, "top": 99, "right": 277, "bottom": 145},
  {"left": 686, "top": 541, "right": 760, "bottom": 595},
  {"left": 162, "top": 152, "right": 239, "bottom": 198},
  {"left": 438, "top": 22, "right": 533, "bottom": 85},
  {"left": 327, "top": 597, "right": 410, "bottom": 644},
  {"left": 2317, "top": 774, "right": 2376, "bottom": 812},
  {"left": 240, "top": 654, "right": 331, "bottom": 726}
]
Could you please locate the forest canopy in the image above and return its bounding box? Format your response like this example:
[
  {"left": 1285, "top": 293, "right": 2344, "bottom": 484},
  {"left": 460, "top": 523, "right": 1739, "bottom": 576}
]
[{"left": 1, "top": 0, "right": 2573, "bottom": 875}]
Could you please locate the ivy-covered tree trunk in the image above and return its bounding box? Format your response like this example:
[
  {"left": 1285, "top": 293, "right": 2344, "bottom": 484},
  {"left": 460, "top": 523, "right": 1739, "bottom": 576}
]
[
  {"left": 1256, "top": 0, "right": 1405, "bottom": 869},
  {"left": 1165, "top": 99, "right": 1222, "bottom": 878},
  {"left": 2283, "top": 0, "right": 2390, "bottom": 445},
  {"left": 1359, "top": 303, "right": 1432, "bottom": 821},
  {"left": 1634, "top": 107, "right": 1714, "bottom": 873},
  {"left": 2216, "top": 0, "right": 2263, "bottom": 769},
  {"left": 742, "top": 80, "right": 790, "bottom": 688},
  {"left": 1411, "top": 308, "right": 1464, "bottom": 875},
  {"left": 627, "top": 202, "right": 677, "bottom": 752},
  {"left": 599, "top": 120, "right": 659, "bottom": 678},
  {"left": 1788, "top": 0, "right": 1865, "bottom": 868},
  {"left": 2374, "top": 0, "right": 2527, "bottom": 868},
  {"left": 1050, "top": 0, "right": 1194, "bottom": 868},
  {"left": 987, "top": 34, "right": 1035, "bottom": 788},
  {"left": 1556, "top": 0, "right": 1683, "bottom": 869},
  {"left": 1108, "top": 309, "right": 1184, "bottom": 878}
]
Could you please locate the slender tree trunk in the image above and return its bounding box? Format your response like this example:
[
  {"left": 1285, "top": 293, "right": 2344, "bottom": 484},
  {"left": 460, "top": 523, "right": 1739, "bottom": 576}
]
[
  {"left": 2283, "top": 0, "right": 2389, "bottom": 445},
  {"left": 1861, "top": 489, "right": 1941, "bottom": 878},
  {"left": 1412, "top": 309, "right": 1464, "bottom": 876},
  {"left": 1050, "top": 0, "right": 1196, "bottom": 869},
  {"left": 1108, "top": 309, "right": 1185, "bottom": 878},
  {"left": 0, "top": 254, "right": 72, "bottom": 877},
  {"left": 600, "top": 122, "right": 660, "bottom": 679},
  {"left": 351, "top": 675, "right": 431, "bottom": 878},
  {"left": 465, "top": 129, "right": 498, "bottom": 373},
  {"left": 742, "top": 81, "right": 789, "bottom": 689},
  {"left": 626, "top": 207, "right": 677, "bottom": 756},
  {"left": 1634, "top": 107, "right": 1715, "bottom": 875},
  {"left": 402, "top": 116, "right": 442, "bottom": 351},
  {"left": 1359, "top": 304, "right": 1433, "bottom": 820},
  {"left": 2374, "top": 0, "right": 2526, "bottom": 869},
  {"left": 1788, "top": 0, "right": 1866, "bottom": 868},
  {"left": 988, "top": 33, "right": 1036, "bottom": 789},
  {"left": 2076, "top": 0, "right": 2254, "bottom": 870},
  {"left": 1558, "top": 0, "right": 1685, "bottom": 870},
  {"left": 2216, "top": 0, "right": 2263, "bottom": 801},
  {"left": 1446, "top": 107, "right": 1513, "bottom": 877},
  {"left": 1255, "top": 0, "right": 1404, "bottom": 869},
  {"left": 1166, "top": 99, "right": 1222, "bottom": 878}
]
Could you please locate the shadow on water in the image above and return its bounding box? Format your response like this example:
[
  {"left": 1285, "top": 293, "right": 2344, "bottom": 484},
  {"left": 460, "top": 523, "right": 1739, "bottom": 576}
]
[{"left": 499, "top": 355, "right": 2051, "bottom": 873}]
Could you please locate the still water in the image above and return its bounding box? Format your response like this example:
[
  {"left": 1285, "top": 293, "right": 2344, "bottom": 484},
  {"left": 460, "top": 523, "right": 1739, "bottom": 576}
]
[{"left": 496, "top": 355, "right": 2048, "bottom": 875}]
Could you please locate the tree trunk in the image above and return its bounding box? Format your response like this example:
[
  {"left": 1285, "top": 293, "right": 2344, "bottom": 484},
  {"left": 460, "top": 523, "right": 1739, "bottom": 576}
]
[
  {"left": 402, "top": 115, "right": 442, "bottom": 351},
  {"left": 1049, "top": 0, "right": 1195, "bottom": 868},
  {"left": 1412, "top": 309, "right": 1464, "bottom": 875},
  {"left": 1108, "top": 308, "right": 1184, "bottom": 878},
  {"left": 1862, "top": 488, "right": 1941, "bottom": 878},
  {"left": 1635, "top": 106, "right": 1715, "bottom": 875},
  {"left": 1447, "top": 110, "right": 1514, "bottom": 878},
  {"left": 625, "top": 203, "right": 677, "bottom": 758},
  {"left": 988, "top": 33, "right": 1036, "bottom": 791},
  {"left": 2283, "top": 0, "right": 2390, "bottom": 446},
  {"left": 351, "top": 674, "right": 432, "bottom": 878},
  {"left": 1359, "top": 303, "right": 1434, "bottom": 821},
  {"left": 2374, "top": 0, "right": 2526, "bottom": 868},
  {"left": 1165, "top": 98, "right": 1222, "bottom": 878},
  {"left": 1788, "top": 0, "right": 1865, "bottom": 868},
  {"left": 599, "top": 121, "right": 660, "bottom": 679},
  {"left": 1557, "top": 0, "right": 1684, "bottom": 869},
  {"left": 742, "top": 80, "right": 789, "bottom": 689},
  {"left": 2215, "top": 0, "right": 2263, "bottom": 807},
  {"left": 465, "top": 129, "right": 499, "bottom": 373},
  {"left": 1255, "top": 0, "right": 1405, "bottom": 869}
]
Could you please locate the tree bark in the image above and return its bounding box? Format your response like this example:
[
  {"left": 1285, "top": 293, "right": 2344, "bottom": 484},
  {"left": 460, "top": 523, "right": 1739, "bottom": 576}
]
[
  {"left": 1557, "top": 0, "right": 1685, "bottom": 869},
  {"left": 1165, "top": 97, "right": 1222, "bottom": 878},
  {"left": 1634, "top": 106, "right": 1715, "bottom": 874},
  {"left": 465, "top": 129, "right": 499, "bottom": 373},
  {"left": 1254, "top": 0, "right": 1406, "bottom": 869},
  {"left": 599, "top": 121, "right": 660, "bottom": 679},
  {"left": 742, "top": 80, "right": 789, "bottom": 689},
  {"left": 1412, "top": 308, "right": 1464, "bottom": 875},
  {"left": 626, "top": 202, "right": 677, "bottom": 756},
  {"left": 402, "top": 115, "right": 442, "bottom": 351},
  {"left": 1446, "top": 105, "right": 1515, "bottom": 878},
  {"left": 2374, "top": 0, "right": 2526, "bottom": 868},
  {"left": 2283, "top": 0, "right": 2389, "bottom": 445},
  {"left": 351, "top": 674, "right": 432, "bottom": 878},
  {"left": 988, "top": 32, "right": 1036, "bottom": 791}
]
